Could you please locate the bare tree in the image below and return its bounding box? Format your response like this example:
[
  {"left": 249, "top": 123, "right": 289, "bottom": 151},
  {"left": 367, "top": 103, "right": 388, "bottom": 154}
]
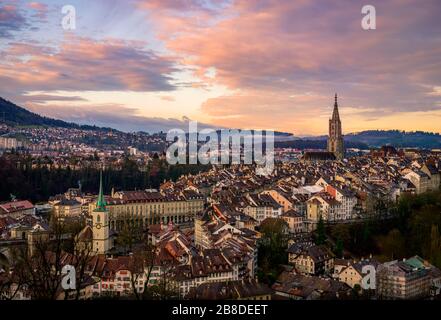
[
  {"left": 70, "top": 232, "right": 95, "bottom": 300},
  {"left": 127, "top": 250, "right": 145, "bottom": 300},
  {"left": 143, "top": 261, "right": 179, "bottom": 300},
  {"left": 14, "top": 223, "right": 65, "bottom": 300},
  {"left": 0, "top": 270, "right": 25, "bottom": 300},
  {"left": 7, "top": 217, "right": 94, "bottom": 300},
  {"left": 127, "top": 233, "right": 159, "bottom": 300},
  {"left": 116, "top": 214, "right": 144, "bottom": 254}
]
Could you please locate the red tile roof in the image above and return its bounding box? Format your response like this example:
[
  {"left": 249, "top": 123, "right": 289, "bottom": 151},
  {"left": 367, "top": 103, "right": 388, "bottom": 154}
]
[{"left": 0, "top": 200, "right": 34, "bottom": 213}]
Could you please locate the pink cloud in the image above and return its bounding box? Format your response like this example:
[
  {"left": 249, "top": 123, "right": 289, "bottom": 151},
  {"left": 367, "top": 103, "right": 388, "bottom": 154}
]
[
  {"left": 2, "top": 4, "right": 17, "bottom": 12},
  {"left": 140, "top": 0, "right": 441, "bottom": 131},
  {"left": 0, "top": 36, "right": 178, "bottom": 93},
  {"left": 26, "top": 1, "right": 48, "bottom": 20},
  {"left": 199, "top": 90, "right": 330, "bottom": 134},
  {"left": 27, "top": 2, "right": 47, "bottom": 11},
  {"left": 2, "top": 0, "right": 440, "bottom": 134}
]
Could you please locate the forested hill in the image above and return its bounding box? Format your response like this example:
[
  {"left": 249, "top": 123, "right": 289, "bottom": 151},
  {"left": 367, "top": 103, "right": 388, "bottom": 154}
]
[
  {"left": 344, "top": 130, "right": 441, "bottom": 149},
  {"left": 2, "top": 96, "right": 441, "bottom": 148},
  {"left": 294, "top": 130, "right": 441, "bottom": 149},
  {"left": 0, "top": 97, "right": 114, "bottom": 132}
]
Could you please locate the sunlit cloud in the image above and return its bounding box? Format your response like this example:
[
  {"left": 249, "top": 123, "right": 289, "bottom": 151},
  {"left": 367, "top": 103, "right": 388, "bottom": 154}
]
[
  {"left": 0, "top": 36, "right": 179, "bottom": 92},
  {"left": 0, "top": 0, "right": 440, "bottom": 133}
]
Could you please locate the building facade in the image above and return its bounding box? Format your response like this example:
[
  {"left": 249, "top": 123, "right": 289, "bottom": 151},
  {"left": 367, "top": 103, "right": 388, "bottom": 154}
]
[
  {"left": 89, "top": 189, "right": 204, "bottom": 232},
  {"left": 53, "top": 199, "right": 82, "bottom": 218},
  {"left": 376, "top": 258, "right": 431, "bottom": 299},
  {"left": 287, "top": 242, "right": 335, "bottom": 275}
]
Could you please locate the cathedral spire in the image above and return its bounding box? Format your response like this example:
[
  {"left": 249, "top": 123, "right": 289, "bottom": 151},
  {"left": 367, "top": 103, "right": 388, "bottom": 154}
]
[
  {"left": 332, "top": 93, "right": 340, "bottom": 120},
  {"left": 327, "top": 94, "right": 344, "bottom": 160},
  {"left": 95, "top": 170, "right": 107, "bottom": 211}
]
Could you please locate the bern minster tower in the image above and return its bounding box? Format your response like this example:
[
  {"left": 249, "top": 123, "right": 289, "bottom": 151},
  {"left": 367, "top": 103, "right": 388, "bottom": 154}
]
[{"left": 327, "top": 94, "right": 345, "bottom": 160}]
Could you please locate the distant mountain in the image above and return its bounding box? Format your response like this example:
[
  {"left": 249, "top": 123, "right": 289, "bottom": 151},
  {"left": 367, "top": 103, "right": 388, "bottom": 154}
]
[
  {"left": 2, "top": 97, "right": 440, "bottom": 149},
  {"left": 344, "top": 130, "right": 441, "bottom": 149},
  {"left": 275, "top": 139, "right": 369, "bottom": 150},
  {"left": 0, "top": 97, "right": 115, "bottom": 132},
  {"left": 286, "top": 130, "right": 441, "bottom": 149},
  {"left": 215, "top": 129, "right": 297, "bottom": 141}
]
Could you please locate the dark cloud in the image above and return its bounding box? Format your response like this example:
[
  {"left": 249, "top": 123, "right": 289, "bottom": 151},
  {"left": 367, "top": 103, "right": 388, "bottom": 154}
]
[
  {"left": 22, "top": 94, "right": 88, "bottom": 103},
  {"left": 0, "top": 5, "right": 27, "bottom": 38},
  {"left": 24, "top": 102, "right": 220, "bottom": 133}
]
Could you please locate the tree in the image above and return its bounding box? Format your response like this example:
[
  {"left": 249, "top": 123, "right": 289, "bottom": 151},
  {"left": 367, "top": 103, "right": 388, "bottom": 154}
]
[
  {"left": 141, "top": 257, "right": 179, "bottom": 300},
  {"left": 116, "top": 214, "right": 144, "bottom": 254},
  {"left": 127, "top": 250, "right": 146, "bottom": 300},
  {"left": 362, "top": 223, "right": 371, "bottom": 243},
  {"left": 70, "top": 229, "right": 95, "bottom": 301},
  {"left": 429, "top": 225, "right": 441, "bottom": 268},
  {"left": 6, "top": 218, "right": 94, "bottom": 300},
  {"left": 257, "top": 218, "right": 289, "bottom": 284},
  {"left": 325, "top": 189, "right": 441, "bottom": 267},
  {"left": 352, "top": 284, "right": 362, "bottom": 297},
  {"left": 316, "top": 215, "right": 326, "bottom": 245},
  {"left": 12, "top": 221, "right": 67, "bottom": 300},
  {"left": 0, "top": 268, "right": 26, "bottom": 300},
  {"left": 0, "top": 155, "right": 211, "bottom": 203},
  {"left": 377, "top": 229, "right": 406, "bottom": 260},
  {"left": 127, "top": 239, "right": 158, "bottom": 300},
  {"left": 335, "top": 238, "right": 344, "bottom": 258}
]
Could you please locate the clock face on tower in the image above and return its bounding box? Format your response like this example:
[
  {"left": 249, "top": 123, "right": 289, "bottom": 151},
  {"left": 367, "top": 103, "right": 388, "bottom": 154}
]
[{"left": 95, "top": 223, "right": 102, "bottom": 229}]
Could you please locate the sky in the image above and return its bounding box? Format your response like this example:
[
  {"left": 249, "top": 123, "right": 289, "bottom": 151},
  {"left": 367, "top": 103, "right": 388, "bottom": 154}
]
[{"left": 0, "top": 0, "right": 440, "bottom": 134}]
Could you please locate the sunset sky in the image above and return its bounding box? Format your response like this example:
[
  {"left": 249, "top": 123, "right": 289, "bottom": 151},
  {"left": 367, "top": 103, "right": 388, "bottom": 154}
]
[{"left": 1, "top": 0, "right": 441, "bottom": 134}]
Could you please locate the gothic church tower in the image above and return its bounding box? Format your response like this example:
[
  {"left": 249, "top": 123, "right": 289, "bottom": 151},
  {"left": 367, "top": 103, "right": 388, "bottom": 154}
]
[{"left": 327, "top": 94, "right": 345, "bottom": 160}]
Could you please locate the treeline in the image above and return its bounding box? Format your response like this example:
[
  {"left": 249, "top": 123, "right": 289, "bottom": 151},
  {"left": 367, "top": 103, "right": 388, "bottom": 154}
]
[
  {"left": 77, "top": 136, "right": 166, "bottom": 152},
  {"left": 275, "top": 139, "right": 369, "bottom": 150},
  {"left": 344, "top": 130, "right": 441, "bottom": 148},
  {"left": 329, "top": 190, "right": 441, "bottom": 268},
  {"left": 0, "top": 156, "right": 210, "bottom": 203},
  {"left": 347, "top": 129, "right": 441, "bottom": 137}
]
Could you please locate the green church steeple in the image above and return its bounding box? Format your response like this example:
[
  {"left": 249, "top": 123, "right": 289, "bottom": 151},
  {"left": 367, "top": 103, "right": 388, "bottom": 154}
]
[{"left": 95, "top": 170, "right": 107, "bottom": 212}]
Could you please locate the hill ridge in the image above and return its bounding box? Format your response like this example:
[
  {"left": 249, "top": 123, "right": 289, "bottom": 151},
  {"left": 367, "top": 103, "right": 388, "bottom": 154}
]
[{"left": 2, "top": 96, "right": 441, "bottom": 148}]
